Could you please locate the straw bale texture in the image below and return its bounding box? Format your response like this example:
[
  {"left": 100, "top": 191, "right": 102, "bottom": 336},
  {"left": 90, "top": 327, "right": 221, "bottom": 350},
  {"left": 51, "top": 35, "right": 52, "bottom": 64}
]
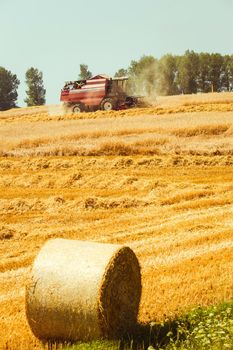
[{"left": 25, "top": 238, "right": 141, "bottom": 342}]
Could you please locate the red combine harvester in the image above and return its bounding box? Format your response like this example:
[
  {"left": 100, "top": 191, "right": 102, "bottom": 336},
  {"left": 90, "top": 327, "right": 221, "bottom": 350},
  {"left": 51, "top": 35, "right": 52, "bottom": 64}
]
[{"left": 60, "top": 74, "right": 140, "bottom": 113}]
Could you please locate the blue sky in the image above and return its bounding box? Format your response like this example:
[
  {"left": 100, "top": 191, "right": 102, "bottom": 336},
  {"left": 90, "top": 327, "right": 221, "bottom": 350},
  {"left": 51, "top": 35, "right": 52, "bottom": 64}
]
[{"left": 1, "top": 0, "right": 233, "bottom": 106}]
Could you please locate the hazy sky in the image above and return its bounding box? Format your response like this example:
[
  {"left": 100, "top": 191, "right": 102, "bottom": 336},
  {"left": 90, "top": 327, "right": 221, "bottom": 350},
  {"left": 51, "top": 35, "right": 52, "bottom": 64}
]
[{"left": 1, "top": 0, "right": 233, "bottom": 106}]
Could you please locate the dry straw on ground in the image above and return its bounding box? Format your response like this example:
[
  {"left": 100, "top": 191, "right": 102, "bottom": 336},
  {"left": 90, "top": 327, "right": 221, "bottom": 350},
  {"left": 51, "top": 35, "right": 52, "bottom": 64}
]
[
  {"left": 26, "top": 239, "right": 141, "bottom": 342},
  {"left": 1, "top": 92, "right": 233, "bottom": 349}
]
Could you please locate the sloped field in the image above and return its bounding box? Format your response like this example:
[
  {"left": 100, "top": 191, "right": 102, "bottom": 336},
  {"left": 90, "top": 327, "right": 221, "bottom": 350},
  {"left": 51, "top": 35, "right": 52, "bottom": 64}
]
[{"left": 0, "top": 93, "right": 233, "bottom": 349}]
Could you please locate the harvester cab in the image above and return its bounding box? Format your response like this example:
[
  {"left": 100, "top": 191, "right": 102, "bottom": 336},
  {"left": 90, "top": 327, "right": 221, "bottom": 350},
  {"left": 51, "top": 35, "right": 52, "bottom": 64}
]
[{"left": 60, "top": 75, "right": 139, "bottom": 113}]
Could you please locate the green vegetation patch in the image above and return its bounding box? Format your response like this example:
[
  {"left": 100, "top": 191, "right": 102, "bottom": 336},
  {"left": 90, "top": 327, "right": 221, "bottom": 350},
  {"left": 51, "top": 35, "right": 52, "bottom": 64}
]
[
  {"left": 164, "top": 301, "right": 233, "bottom": 350},
  {"left": 53, "top": 300, "right": 233, "bottom": 350}
]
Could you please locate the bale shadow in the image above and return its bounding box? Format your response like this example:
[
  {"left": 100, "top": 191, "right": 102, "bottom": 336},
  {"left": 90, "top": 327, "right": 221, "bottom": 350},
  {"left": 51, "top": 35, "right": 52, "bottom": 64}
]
[
  {"left": 41, "top": 318, "right": 186, "bottom": 350},
  {"left": 119, "top": 318, "right": 185, "bottom": 350}
]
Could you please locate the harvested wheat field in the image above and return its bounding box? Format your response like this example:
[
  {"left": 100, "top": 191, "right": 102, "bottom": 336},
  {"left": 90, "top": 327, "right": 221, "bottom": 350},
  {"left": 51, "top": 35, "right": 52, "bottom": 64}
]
[{"left": 1, "top": 92, "right": 233, "bottom": 349}]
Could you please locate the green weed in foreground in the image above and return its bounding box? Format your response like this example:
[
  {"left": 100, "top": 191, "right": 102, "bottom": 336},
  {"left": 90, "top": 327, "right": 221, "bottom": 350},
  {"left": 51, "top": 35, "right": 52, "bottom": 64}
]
[
  {"left": 166, "top": 301, "right": 233, "bottom": 350},
  {"left": 60, "top": 300, "right": 233, "bottom": 350},
  {"left": 62, "top": 340, "right": 119, "bottom": 350}
]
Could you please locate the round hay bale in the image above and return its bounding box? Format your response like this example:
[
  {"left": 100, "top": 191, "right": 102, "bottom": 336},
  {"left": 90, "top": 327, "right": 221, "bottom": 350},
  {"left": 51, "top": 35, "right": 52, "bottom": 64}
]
[{"left": 26, "top": 238, "right": 141, "bottom": 342}]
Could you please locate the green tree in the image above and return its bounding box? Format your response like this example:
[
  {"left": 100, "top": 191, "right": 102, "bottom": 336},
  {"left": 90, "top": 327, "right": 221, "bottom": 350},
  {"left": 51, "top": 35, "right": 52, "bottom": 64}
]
[
  {"left": 114, "top": 68, "right": 128, "bottom": 77},
  {"left": 78, "top": 64, "right": 92, "bottom": 80},
  {"left": 157, "top": 54, "right": 178, "bottom": 95},
  {"left": 198, "top": 53, "right": 211, "bottom": 92},
  {"left": 208, "top": 53, "right": 224, "bottom": 92},
  {"left": 177, "top": 50, "right": 199, "bottom": 94},
  {"left": 229, "top": 55, "right": 233, "bottom": 91},
  {"left": 128, "top": 55, "right": 158, "bottom": 96},
  {"left": 0, "top": 67, "right": 20, "bottom": 110},
  {"left": 25, "top": 67, "right": 46, "bottom": 106},
  {"left": 219, "top": 55, "right": 232, "bottom": 91}
]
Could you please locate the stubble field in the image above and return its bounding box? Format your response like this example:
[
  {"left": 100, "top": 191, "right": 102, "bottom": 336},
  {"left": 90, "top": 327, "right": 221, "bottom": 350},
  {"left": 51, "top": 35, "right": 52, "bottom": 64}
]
[{"left": 0, "top": 92, "right": 233, "bottom": 349}]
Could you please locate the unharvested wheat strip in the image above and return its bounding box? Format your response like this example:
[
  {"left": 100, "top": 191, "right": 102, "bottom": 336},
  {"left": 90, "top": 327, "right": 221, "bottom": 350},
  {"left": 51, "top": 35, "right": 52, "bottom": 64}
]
[
  {"left": 100, "top": 205, "right": 233, "bottom": 244},
  {"left": 144, "top": 240, "right": 233, "bottom": 268},
  {"left": 132, "top": 228, "right": 232, "bottom": 255}
]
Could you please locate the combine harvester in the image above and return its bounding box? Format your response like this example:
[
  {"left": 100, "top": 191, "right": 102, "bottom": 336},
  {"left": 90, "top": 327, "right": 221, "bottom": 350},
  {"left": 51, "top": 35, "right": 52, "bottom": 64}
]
[{"left": 60, "top": 74, "right": 143, "bottom": 113}]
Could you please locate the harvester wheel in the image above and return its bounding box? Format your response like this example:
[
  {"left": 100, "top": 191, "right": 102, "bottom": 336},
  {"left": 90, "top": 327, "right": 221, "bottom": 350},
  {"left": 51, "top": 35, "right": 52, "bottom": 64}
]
[
  {"left": 101, "top": 98, "right": 116, "bottom": 111},
  {"left": 72, "top": 104, "right": 83, "bottom": 113}
]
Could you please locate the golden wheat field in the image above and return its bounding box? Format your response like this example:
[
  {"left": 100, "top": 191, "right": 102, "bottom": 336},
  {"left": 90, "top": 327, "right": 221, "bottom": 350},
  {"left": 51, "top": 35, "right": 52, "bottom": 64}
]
[{"left": 1, "top": 92, "right": 233, "bottom": 349}]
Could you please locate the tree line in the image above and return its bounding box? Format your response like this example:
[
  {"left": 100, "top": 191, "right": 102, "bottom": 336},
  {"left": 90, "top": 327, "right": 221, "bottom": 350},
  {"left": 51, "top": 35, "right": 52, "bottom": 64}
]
[
  {"left": 115, "top": 50, "right": 233, "bottom": 97},
  {"left": 0, "top": 67, "right": 46, "bottom": 111},
  {"left": 1, "top": 51, "right": 233, "bottom": 110}
]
